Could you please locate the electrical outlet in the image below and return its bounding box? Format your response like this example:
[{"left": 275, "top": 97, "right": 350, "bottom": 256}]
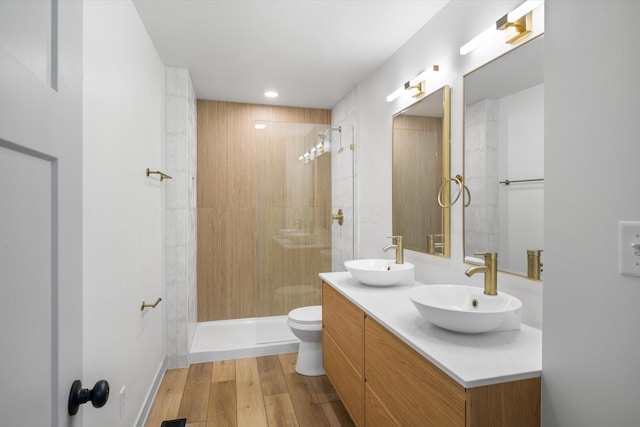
[
  {"left": 619, "top": 221, "right": 640, "bottom": 277},
  {"left": 120, "top": 385, "right": 126, "bottom": 418}
]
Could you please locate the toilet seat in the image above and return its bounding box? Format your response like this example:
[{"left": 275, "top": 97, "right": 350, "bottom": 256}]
[{"left": 288, "top": 305, "right": 322, "bottom": 324}]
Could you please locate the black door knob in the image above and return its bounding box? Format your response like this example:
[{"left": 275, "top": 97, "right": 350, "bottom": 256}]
[{"left": 68, "top": 379, "right": 110, "bottom": 415}]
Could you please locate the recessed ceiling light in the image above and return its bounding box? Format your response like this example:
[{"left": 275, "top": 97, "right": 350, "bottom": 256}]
[
  {"left": 264, "top": 90, "right": 278, "bottom": 98},
  {"left": 255, "top": 123, "right": 267, "bottom": 129}
]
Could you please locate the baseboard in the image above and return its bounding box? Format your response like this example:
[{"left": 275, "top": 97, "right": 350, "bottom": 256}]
[{"left": 135, "top": 356, "right": 167, "bottom": 427}]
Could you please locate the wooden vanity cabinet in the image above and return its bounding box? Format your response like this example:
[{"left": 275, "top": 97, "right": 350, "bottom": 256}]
[
  {"left": 322, "top": 282, "right": 541, "bottom": 427},
  {"left": 365, "top": 316, "right": 466, "bottom": 426},
  {"left": 322, "top": 282, "right": 365, "bottom": 426}
]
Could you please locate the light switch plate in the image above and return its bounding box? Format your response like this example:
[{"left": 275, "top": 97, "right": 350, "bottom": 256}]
[{"left": 619, "top": 221, "right": 640, "bottom": 277}]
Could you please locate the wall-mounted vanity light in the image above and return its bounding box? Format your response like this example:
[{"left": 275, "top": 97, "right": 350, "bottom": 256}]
[
  {"left": 459, "top": 0, "right": 543, "bottom": 55},
  {"left": 386, "top": 65, "right": 439, "bottom": 102}
]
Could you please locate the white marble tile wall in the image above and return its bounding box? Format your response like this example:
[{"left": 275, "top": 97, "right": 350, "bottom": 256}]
[
  {"left": 331, "top": 87, "right": 358, "bottom": 271},
  {"left": 464, "top": 98, "right": 500, "bottom": 256},
  {"left": 165, "top": 66, "right": 197, "bottom": 368}
]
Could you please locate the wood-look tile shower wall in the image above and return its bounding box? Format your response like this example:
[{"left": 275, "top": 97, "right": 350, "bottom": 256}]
[
  {"left": 392, "top": 115, "right": 443, "bottom": 253},
  {"left": 197, "top": 100, "right": 331, "bottom": 322}
]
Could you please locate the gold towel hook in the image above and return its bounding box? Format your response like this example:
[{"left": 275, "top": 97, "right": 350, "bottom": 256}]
[
  {"left": 146, "top": 168, "right": 172, "bottom": 181},
  {"left": 141, "top": 297, "right": 162, "bottom": 311}
]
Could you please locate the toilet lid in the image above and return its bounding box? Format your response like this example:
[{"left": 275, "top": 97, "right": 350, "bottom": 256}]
[{"left": 288, "top": 305, "right": 322, "bottom": 324}]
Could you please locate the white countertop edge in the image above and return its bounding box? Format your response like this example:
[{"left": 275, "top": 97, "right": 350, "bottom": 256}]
[{"left": 320, "top": 271, "right": 542, "bottom": 389}]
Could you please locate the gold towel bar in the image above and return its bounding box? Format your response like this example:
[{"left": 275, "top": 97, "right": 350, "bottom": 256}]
[
  {"left": 141, "top": 297, "right": 162, "bottom": 311},
  {"left": 146, "top": 168, "right": 172, "bottom": 181},
  {"left": 499, "top": 178, "right": 544, "bottom": 185}
]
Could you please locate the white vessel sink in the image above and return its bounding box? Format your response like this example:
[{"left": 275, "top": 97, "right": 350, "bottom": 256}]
[
  {"left": 344, "top": 259, "right": 415, "bottom": 286},
  {"left": 407, "top": 284, "right": 522, "bottom": 333}
]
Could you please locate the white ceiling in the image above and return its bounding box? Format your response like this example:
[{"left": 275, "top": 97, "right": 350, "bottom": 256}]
[{"left": 133, "top": 0, "right": 449, "bottom": 109}]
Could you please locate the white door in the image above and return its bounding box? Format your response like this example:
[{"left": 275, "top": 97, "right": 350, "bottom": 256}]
[{"left": 0, "top": 1, "right": 84, "bottom": 426}]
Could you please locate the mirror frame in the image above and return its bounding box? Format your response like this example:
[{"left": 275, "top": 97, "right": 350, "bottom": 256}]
[
  {"left": 392, "top": 85, "right": 451, "bottom": 258},
  {"left": 461, "top": 35, "right": 544, "bottom": 279}
]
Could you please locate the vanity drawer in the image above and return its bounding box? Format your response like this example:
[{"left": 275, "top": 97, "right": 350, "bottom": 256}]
[
  {"left": 322, "top": 282, "right": 365, "bottom": 426},
  {"left": 322, "top": 282, "right": 364, "bottom": 373},
  {"left": 324, "top": 329, "right": 364, "bottom": 426},
  {"left": 365, "top": 316, "right": 466, "bottom": 427}
]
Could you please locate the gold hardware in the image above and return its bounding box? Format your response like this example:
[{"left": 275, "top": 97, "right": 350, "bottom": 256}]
[
  {"left": 527, "top": 249, "right": 543, "bottom": 280},
  {"left": 146, "top": 168, "right": 172, "bottom": 181},
  {"left": 141, "top": 297, "right": 162, "bottom": 311},
  {"left": 350, "top": 143, "right": 354, "bottom": 151},
  {"left": 406, "top": 81, "right": 425, "bottom": 99},
  {"left": 332, "top": 209, "right": 344, "bottom": 226},
  {"left": 472, "top": 298, "right": 479, "bottom": 309},
  {"left": 426, "top": 234, "right": 445, "bottom": 255},
  {"left": 383, "top": 236, "right": 404, "bottom": 264},
  {"left": 500, "top": 178, "right": 544, "bottom": 185},
  {"left": 437, "top": 174, "right": 470, "bottom": 208},
  {"left": 465, "top": 252, "right": 498, "bottom": 295},
  {"left": 496, "top": 11, "right": 533, "bottom": 44}
]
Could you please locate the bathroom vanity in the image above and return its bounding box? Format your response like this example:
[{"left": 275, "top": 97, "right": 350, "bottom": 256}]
[{"left": 321, "top": 272, "right": 542, "bottom": 426}]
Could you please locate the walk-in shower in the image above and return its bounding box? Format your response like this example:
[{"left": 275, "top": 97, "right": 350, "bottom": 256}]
[{"left": 190, "top": 115, "right": 351, "bottom": 362}]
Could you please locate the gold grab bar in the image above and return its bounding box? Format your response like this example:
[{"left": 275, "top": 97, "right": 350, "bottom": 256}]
[
  {"left": 146, "top": 168, "right": 172, "bottom": 181},
  {"left": 141, "top": 297, "right": 162, "bottom": 311},
  {"left": 332, "top": 209, "right": 344, "bottom": 226},
  {"left": 499, "top": 178, "right": 544, "bottom": 185}
]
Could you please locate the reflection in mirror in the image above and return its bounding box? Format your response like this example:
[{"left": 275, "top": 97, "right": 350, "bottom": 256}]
[
  {"left": 393, "top": 86, "right": 450, "bottom": 257},
  {"left": 463, "top": 35, "right": 544, "bottom": 279}
]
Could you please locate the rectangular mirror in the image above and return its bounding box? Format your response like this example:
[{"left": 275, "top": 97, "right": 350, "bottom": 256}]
[
  {"left": 392, "top": 85, "right": 451, "bottom": 257},
  {"left": 463, "top": 35, "right": 544, "bottom": 279}
]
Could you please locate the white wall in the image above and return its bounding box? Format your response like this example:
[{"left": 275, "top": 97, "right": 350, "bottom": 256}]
[
  {"left": 83, "top": 1, "right": 166, "bottom": 426},
  {"left": 354, "top": 0, "right": 543, "bottom": 327},
  {"left": 542, "top": 1, "right": 640, "bottom": 425}
]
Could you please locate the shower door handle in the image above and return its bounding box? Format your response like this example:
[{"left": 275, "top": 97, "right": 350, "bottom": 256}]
[{"left": 332, "top": 209, "right": 344, "bottom": 226}]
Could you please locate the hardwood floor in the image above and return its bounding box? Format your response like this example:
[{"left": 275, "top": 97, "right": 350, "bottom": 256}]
[{"left": 144, "top": 353, "right": 355, "bottom": 427}]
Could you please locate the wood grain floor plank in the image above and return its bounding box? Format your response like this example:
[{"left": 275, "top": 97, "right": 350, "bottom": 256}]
[
  {"left": 308, "top": 375, "right": 340, "bottom": 404},
  {"left": 145, "top": 354, "right": 355, "bottom": 427},
  {"left": 211, "top": 359, "right": 236, "bottom": 382},
  {"left": 178, "top": 362, "right": 213, "bottom": 423},
  {"left": 144, "top": 368, "right": 189, "bottom": 427},
  {"left": 278, "top": 352, "right": 298, "bottom": 374},
  {"left": 207, "top": 380, "right": 237, "bottom": 427},
  {"left": 257, "top": 355, "right": 288, "bottom": 396},
  {"left": 236, "top": 357, "right": 269, "bottom": 427},
  {"left": 284, "top": 372, "right": 331, "bottom": 427},
  {"left": 322, "top": 402, "right": 356, "bottom": 427},
  {"left": 264, "top": 393, "right": 300, "bottom": 427}
]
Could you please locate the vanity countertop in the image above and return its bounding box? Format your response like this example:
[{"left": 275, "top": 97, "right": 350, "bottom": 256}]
[{"left": 320, "top": 271, "right": 542, "bottom": 388}]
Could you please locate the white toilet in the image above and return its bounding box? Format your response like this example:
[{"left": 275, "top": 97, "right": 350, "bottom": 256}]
[{"left": 287, "top": 305, "right": 325, "bottom": 376}]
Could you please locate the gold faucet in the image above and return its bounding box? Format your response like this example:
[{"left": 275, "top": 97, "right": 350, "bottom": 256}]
[
  {"left": 527, "top": 249, "right": 543, "bottom": 280},
  {"left": 465, "top": 252, "right": 498, "bottom": 295},
  {"left": 383, "top": 236, "right": 404, "bottom": 264}
]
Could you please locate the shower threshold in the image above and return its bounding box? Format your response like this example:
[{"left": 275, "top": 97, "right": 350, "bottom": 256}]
[{"left": 190, "top": 315, "right": 299, "bottom": 364}]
